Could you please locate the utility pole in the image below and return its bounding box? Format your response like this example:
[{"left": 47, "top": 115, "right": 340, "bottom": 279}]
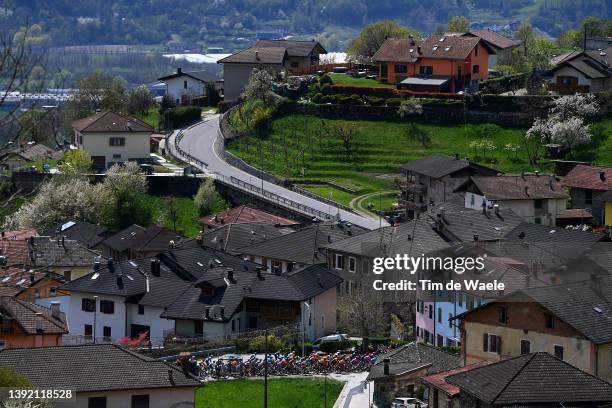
[
  {"left": 324, "top": 373, "right": 328, "bottom": 408},
  {"left": 264, "top": 328, "right": 268, "bottom": 408},
  {"left": 92, "top": 295, "right": 98, "bottom": 343}
]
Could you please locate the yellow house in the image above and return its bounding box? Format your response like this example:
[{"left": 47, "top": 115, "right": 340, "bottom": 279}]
[
  {"left": 456, "top": 278, "right": 612, "bottom": 383},
  {"left": 596, "top": 190, "right": 612, "bottom": 228}
]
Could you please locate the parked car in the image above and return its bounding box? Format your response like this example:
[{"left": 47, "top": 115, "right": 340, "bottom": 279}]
[
  {"left": 312, "top": 333, "right": 349, "bottom": 347},
  {"left": 139, "top": 164, "right": 154, "bottom": 175},
  {"left": 391, "top": 398, "right": 427, "bottom": 408}
]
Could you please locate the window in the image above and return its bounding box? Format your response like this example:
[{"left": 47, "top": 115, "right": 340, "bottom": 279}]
[
  {"left": 109, "top": 137, "right": 125, "bottom": 146},
  {"left": 249, "top": 316, "right": 258, "bottom": 329},
  {"left": 231, "top": 320, "right": 235, "bottom": 332},
  {"left": 321, "top": 314, "right": 325, "bottom": 330},
  {"left": 545, "top": 314, "right": 555, "bottom": 329},
  {"left": 183, "top": 80, "right": 188, "bottom": 89},
  {"left": 138, "top": 305, "right": 145, "bottom": 315},
  {"left": 49, "top": 287, "right": 57, "bottom": 296},
  {"left": 437, "top": 308, "right": 442, "bottom": 323},
  {"left": 100, "top": 300, "right": 114, "bottom": 314},
  {"left": 466, "top": 295, "right": 474, "bottom": 310},
  {"left": 457, "top": 293, "right": 463, "bottom": 307},
  {"left": 428, "top": 305, "right": 433, "bottom": 320},
  {"left": 554, "top": 345, "right": 564, "bottom": 360},
  {"left": 88, "top": 397, "right": 107, "bottom": 408},
  {"left": 448, "top": 313, "right": 453, "bottom": 329},
  {"left": 82, "top": 298, "right": 96, "bottom": 312},
  {"left": 131, "top": 395, "right": 149, "bottom": 408},
  {"left": 362, "top": 260, "right": 370, "bottom": 275},
  {"left": 112, "top": 154, "right": 122, "bottom": 159},
  {"left": 195, "top": 320, "right": 204, "bottom": 335},
  {"left": 499, "top": 307, "right": 508, "bottom": 324},
  {"left": 534, "top": 199, "right": 543, "bottom": 209},
  {"left": 334, "top": 254, "right": 344, "bottom": 270},
  {"left": 271, "top": 260, "right": 282, "bottom": 274},
  {"left": 473, "top": 64, "right": 480, "bottom": 74},
  {"left": 470, "top": 194, "right": 475, "bottom": 206},
  {"left": 345, "top": 281, "right": 350, "bottom": 293},
  {"left": 394, "top": 64, "right": 407, "bottom": 73},
  {"left": 585, "top": 189, "right": 593, "bottom": 205},
  {"left": 84, "top": 324, "right": 93, "bottom": 337},
  {"left": 103, "top": 326, "right": 111, "bottom": 340},
  {"left": 520, "top": 339, "right": 531, "bottom": 355},
  {"left": 437, "top": 334, "right": 444, "bottom": 347},
  {"left": 416, "top": 299, "right": 423, "bottom": 313},
  {"left": 419, "top": 65, "right": 433, "bottom": 75},
  {"left": 483, "top": 333, "right": 501, "bottom": 353},
  {"left": 424, "top": 330, "right": 430, "bottom": 344},
  {"left": 348, "top": 257, "right": 356, "bottom": 273}
]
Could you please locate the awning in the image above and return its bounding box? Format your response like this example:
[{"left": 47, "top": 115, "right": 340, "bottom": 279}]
[{"left": 400, "top": 77, "right": 451, "bottom": 86}]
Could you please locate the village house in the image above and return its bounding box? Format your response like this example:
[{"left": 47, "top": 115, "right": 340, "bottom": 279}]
[
  {"left": 44, "top": 220, "right": 109, "bottom": 250},
  {"left": 461, "top": 29, "right": 519, "bottom": 70},
  {"left": 199, "top": 205, "right": 299, "bottom": 230},
  {"left": 201, "top": 221, "right": 296, "bottom": 255},
  {"left": 454, "top": 277, "right": 612, "bottom": 382},
  {"left": 99, "top": 224, "right": 184, "bottom": 261},
  {"left": 400, "top": 154, "right": 499, "bottom": 219},
  {"left": 0, "top": 142, "right": 63, "bottom": 173},
  {"left": 373, "top": 35, "right": 494, "bottom": 92},
  {"left": 0, "top": 343, "right": 200, "bottom": 408},
  {"left": 27, "top": 236, "right": 102, "bottom": 281},
  {"left": 455, "top": 173, "right": 569, "bottom": 226},
  {"left": 158, "top": 68, "right": 222, "bottom": 105},
  {"left": 219, "top": 39, "right": 327, "bottom": 100},
  {"left": 560, "top": 164, "right": 612, "bottom": 225},
  {"left": 0, "top": 296, "right": 67, "bottom": 349},
  {"left": 596, "top": 189, "right": 612, "bottom": 230},
  {"left": 71, "top": 111, "right": 153, "bottom": 171},
  {"left": 367, "top": 342, "right": 460, "bottom": 407},
  {"left": 547, "top": 47, "right": 612, "bottom": 94},
  {"left": 420, "top": 361, "right": 491, "bottom": 408},
  {"left": 446, "top": 352, "right": 612, "bottom": 407}
]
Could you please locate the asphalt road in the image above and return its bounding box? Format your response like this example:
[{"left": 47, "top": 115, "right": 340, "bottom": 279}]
[{"left": 170, "top": 114, "right": 386, "bottom": 230}]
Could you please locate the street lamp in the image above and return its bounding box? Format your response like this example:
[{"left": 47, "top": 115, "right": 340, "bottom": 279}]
[
  {"left": 92, "top": 295, "right": 98, "bottom": 344},
  {"left": 302, "top": 302, "right": 311, "bottom": 357}
]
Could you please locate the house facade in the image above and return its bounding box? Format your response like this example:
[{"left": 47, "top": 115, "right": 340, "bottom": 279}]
[
  {"left": 462, "top": 29, "right": 519, "bottom": 70},
  {"left": 560, "top": 164, "right": 612, "bottom": 225},
  {"left": 547, "top": 48, "right": 611, "bottom": 94},
  {"left": 158, "top": 68, "right": 221, "bottom": 105},
  {"left": 72, "top": 111, "right": 153, "bottom": 171},
  {"left": 373, "top": 35, "right": 493, "bottom": 92}
]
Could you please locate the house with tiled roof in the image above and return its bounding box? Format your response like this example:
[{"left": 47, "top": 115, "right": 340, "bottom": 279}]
[
  {"left": 218, "top": 39, "right": 326, "bottom": 100},
  {"left": 44, "top": 220, "right": 109, "bottom": 249},
  {"left": 158, "top": 67, "right": 222, "bottom": 105},
  {"left": 373, "top": 34, "right": 495, "bottom": 92},
  {"left": 0, "top": 343, "right": 200, "bottom": 408},
  {"left": 399, "top": 154, "right": 498, "bottom": 219},
  {"left": 446, "top": 352, "right": 612, "bottom": 407},
  {"left": 100, "top": 224, "right": 184, "bottom": 261},
  {"left": 72, "top": 111, "right": 153, "bottom": 171},
  {"left": 0, "top": 296, "right": 67, "bottom": 349},
  {"left": 455, "top": 173, "right": 569, "bottom": 226},
  {"left": 27, "top": 236, "right": 102, "bottom": 281},
  {"left": 367, "top": 342, "right": 460, "bottom": 407},
  {"left": 546, "top": 47, "right": 612, "bottom": 94},
  {"left": 420, "top": 361, "right": 491, "bottom": 408},
  {"left": 453, "top": 277, "right": 612, "bottom": 382},
  {"left": 462, "top": 29, "right": 519, "bottom": 70},
  {"left": 561, "top": 164, "right": 612, "bottom": 225},
  {"left": 200, "top": 221, "right": 295, "bottom": 255},
  {"left": 0, "top": 142, "right": 63, "bottom": 172},
  {"left": 199, "top": 205, "right": 299, "bottom": 230}
]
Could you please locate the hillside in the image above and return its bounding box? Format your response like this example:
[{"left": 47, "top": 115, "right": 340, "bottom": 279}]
[{"left": 2, "top": 0, "right": 610, "bottom": 51}]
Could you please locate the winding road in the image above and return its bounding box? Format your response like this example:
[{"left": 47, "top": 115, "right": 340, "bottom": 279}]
[{"left": 168, "top": 114, "right": 387, "bottom": 230}]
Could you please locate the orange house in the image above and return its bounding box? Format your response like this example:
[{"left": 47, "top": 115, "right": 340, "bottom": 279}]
[
  {"left": 0, "top": 296, "right": 68, "bottom": 349},
  {"left": 373, "top": 35, "right": 493, "bottom": 93}
]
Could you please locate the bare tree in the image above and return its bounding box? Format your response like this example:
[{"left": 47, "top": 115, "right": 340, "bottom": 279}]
[
  {"left": 166, "top": 197, "right": 179, "bottom": 231},
  {"left": 338, "top": 287, "right": 388, "bottom": 337},
  {"left": 334, "top": 122, "right": 357, "bottom": 161}
]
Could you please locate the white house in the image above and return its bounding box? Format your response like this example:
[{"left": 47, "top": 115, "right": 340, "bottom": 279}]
[
  {"left": 158, "top": 68, "right": 221, "bottom": 105},
  {"left": 547, "top": 48, "right": 611, "bottom": 94},
  {"left": 71, "top": 111, "right": 153, "bottom": 171}
]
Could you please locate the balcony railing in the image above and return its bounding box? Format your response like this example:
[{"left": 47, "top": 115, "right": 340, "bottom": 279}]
[
  {"left": 260, "top": 305, "right": 297, "bottom": 320},
  {"left": 549, "top": 83, "right": 590, "bottom": 94},
  {"left": 400, "top": 182, "right": 427, "bottom": 193}
]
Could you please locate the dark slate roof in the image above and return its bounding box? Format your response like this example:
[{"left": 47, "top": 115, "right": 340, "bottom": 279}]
[
  {"left": 560, "top": 164, "right": 612, "bottom": 191},
  {"left": 446, "top": 352, "right": 612, "bottom": 405},
  {"left": 254, "top": 40, "right": 327, "bottom": 56},
  {"left": 597, "top": 190, "right": 612, "bottom": 202},
  {"left": 44, "top": 220, "right": 108, "bottom": 249},
  {"left": 218, "top": 46, "right": 288, "bottom": 64},
  {"left": 101, "top": 224, "right": 184, "bottom": 254},
  {"left": 72, "top": 111, "right": 153, "bottom": 133},
  {"left": 201, "top": 221, "right": 295, "bottom": 254},
  {"left": 237, "top": 222, "right": 365, "bottom": 265},
  {"left": 199, "top": 205, "right": 299, "bottom": 228},
  {"left": 0, "top": 296, "right": 68, "bottom": 334},
  {"left": 427, "top": 202, "right": 523, "bottom": 242},
  {"left": 0, "top": 344, "right": 199, "bottom": 392},
  {"left": 367, "top": 342, "right": 460, "bottom": 380},
  {"left": 465, "top": 29, "right": 519, "bottom": 49},
  {"left": 400, "top": 154, "right": 496, "bottom": 179},
  {"left": 505, "top": 222, "right": 604, "bottom": 243},
  {"left": 158, "top": 69, "right": 219, "bottom": 82},
  {"left": 322, "top": 219, "right": 450, "bottom": 258},
  {"left": 28, "top": 236, "right": 101, "bottom": 267},
  {"left": 161, "top": 264, "right": 342, "bottom": 321},
  {"left": 467, "top": 174, "right": 568, "bottom": 200}
]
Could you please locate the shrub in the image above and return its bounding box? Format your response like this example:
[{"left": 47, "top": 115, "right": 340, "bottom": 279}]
[
  {"left": 439, "top": 345, "right": 461, "bottom": 355},
  {"left": 319, "top": 73, "right": 333, "bottom": 86},
  {"left": 367, "top": 96, "right": 385, "bottom": 106},
  {"left": 311, "top": 93, "right": 323, "bottom": 104},
  {"left": 164, "top": 105, "right": 202, "bottom": 129},
  {"left": 386, "top": 98, "right": 402, "bottom": 106},
  {"left": 248, "top": 335, "right": 285, "bottom": 352},
  {"left": 296, "top": 342, "right": 314, "bottom": 356},
  {"left": 319, "top": 340, "right": 357, "bottom": 353}
]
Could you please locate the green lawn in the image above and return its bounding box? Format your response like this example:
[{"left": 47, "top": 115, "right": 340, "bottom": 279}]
[
  {"left": 196, "top": 378, "right": 344, "bottom": 408},
  {"left": 135, "top": 109, "right": 160, "bottom": 129},
  {"left": 329, "top": 73, "right": 395, "bottom": 88},
  {"left": 362, "top": 191, "right": 401, "bottom": 213},
  {"left": 300, "top": 184, "right": 357, "bottom": 206}
]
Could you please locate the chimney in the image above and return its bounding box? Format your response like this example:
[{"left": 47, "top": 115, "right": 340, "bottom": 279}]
[
  {"left": 220, "top": 217, "right": 224, "bottom": 224},
  {"left": 473, "top": 234, "right": 479, "bottom": 242},
  {"left": 177, "top": 67, "right": 182, "bottom": 74},
  {"left": 406, "top": 233, "right": 412, "bottom": 241},
  {"left": 196, "top": 233, "right": 203, "bottom": 246},
  {"left": 150, "top": 259, "right": 161, "bottom": 276},
  {"left": 168, "top": 369, "right": 174, "bottom": 383},
  {"left": 205, "top": 307, "right": 210, "bottom": 319},
  {"left": 61, "top": 236, "right": 65, "bottom": 249},
  {"left": 383, "top": 358, "right": 390, "bottom": 375},
  {"left": 93, "top": 260, "right": 101, "bottom": 271},
  {"left": 227, "top": 268, "right": 234, "bottom": 282},
  {"left": 600, "top": 171, "right": 606, "bottom": 182},
  {"left": 35, "top": 312, "right": 43, "bottom": 332},
  {"left": 117, "top": 275, "right": 123, "bottom": 287},
  {"left": 482, "top": 201, "right": 487, "bottom": 215},
  {"left": 524, "top": 186, "right": 529, "bottom": 196},
  {"left": 417, "top": 45, "right": 422, "bottom": 54},
  {"left": 220, "top": 307, "right": 225, "bottom": 320},
  {"left": 316, "top": 273, "right": 322, "bottom": 286},
  {"left": 493, "top": 204, "right": 500, "bottom": 216},
  {"left": 29, "top": 270, "right": 35, "bottom": 282},
  {"left": 255, "top": 51, "right": 260, "bottom": 61},
  {"left": 50, "top": 301, "right": 60, "bottom": 319},
  {"left": 535, "top": 170, "right": 539, "bottom": 177},
  {"left": 256, "top": 266, "right": 263, "bottom": 279},
  {"left": 107, "top": 258, "right": 114, "bottom": 272},
  {"left": 327, "top": 235, "right": 331, "bottom": 243}
]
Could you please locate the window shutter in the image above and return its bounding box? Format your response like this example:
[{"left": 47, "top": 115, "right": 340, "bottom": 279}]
[
  {"left": 496, "top": 336, "right": 502, "bottom": 354},
  {"left": 483, "top": 333, "right": 489, "bottom": 352}
]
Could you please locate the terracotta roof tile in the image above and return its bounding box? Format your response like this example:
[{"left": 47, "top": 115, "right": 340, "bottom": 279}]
[
  {"left": 420, "top": 361, "right": 491, "bottom": 396},
  {"left": 200, "top": 206, "right": 299, "bottom": 228},
  {"left": 560, "top": 164, "right": 612, "bottom": 191},
  {"left": 72, "top": 111, "right": 153, "bottom": 133},
  {"left": 373, "top": 35, "right": 483, "bottom": 62},
  {"left": 467, "top": 29, "right": 519, "bottom": 49},
  {"left": 469, "top": 174, "right": 568, "bottom": 200}
]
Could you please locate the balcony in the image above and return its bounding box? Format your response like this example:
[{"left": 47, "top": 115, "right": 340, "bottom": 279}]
[
  {"left": 400, "top": 182, "right": 427, "bottom": 193},
  {"left": 549, "top": 83, "right": 590, "bottom": 95},
  {"left": 260, "top": 305, "right": 297, "bottom": 320},
  {"left": 401, "top": 200, "right": 428, "bottom": 211}
]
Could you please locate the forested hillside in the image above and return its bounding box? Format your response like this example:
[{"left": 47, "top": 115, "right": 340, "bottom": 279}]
[{"left": 1, "top": 0, "right": 609, "bottom": 49}]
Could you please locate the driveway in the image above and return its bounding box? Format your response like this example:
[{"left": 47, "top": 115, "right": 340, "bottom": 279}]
[{"left": 169, "top": 114, "right": 386, "bottom": 230}]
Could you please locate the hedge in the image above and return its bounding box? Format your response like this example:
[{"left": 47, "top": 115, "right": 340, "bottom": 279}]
[
  {"left": 479, "top": 73, "right": 525, "bottom": 94},
  {"left": 319, "top": 340, "right": 358, "bottom": 353},
  {"left": 248, "top": 335, "right": 285, "bottom": 353},
  {"left": 164, "top": 105, "right": 203, "bottom": 128},
  {"left": 330, "top": 85, "right": 462, "bottom": 100}
]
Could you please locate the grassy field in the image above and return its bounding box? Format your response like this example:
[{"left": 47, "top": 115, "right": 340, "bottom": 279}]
[
  {"left": 329, "top": 73, "right": 394, "bottom": 88},
  {"left": 196, "top": 378, "right": 344, "bottom": 408},
  {"left": 135, "top": 109, "right": 160, "bottom": 129}
]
